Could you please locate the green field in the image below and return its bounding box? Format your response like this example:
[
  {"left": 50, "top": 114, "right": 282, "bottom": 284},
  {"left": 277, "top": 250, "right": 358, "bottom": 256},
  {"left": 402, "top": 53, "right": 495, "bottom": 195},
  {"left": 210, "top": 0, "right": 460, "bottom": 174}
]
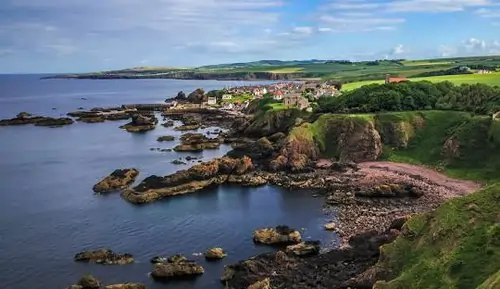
[{"left": 343, "top": 72, "right": 500, "bottom": 91}]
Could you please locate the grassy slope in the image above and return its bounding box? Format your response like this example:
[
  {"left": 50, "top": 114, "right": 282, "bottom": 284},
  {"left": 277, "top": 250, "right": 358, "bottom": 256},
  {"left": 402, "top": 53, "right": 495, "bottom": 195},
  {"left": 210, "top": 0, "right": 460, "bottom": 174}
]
[
  {"left": 373, "top": 182, "right": 500, "bottom": 289},
  {"left": 343, "top": 72, "right": 500, "bottom": 91}
]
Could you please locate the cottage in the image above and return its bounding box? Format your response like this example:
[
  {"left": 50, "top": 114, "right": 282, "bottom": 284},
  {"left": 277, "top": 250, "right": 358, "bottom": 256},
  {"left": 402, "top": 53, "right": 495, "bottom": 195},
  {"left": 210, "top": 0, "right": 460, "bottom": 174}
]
[
  {"left": 274, "top": 90, "right": 284, "bottom": 100},
  {"left": 222, "top": 94, "right": 232, "bottom": 100},
  {"left": 385, "top": 74, "right": 409, "bottom": 84},
  {"left": 283, "top": 94, "right": 309, "bottom": 110},
  {"left": 207, "top": 96, "right": 217, "bottom": 105}
]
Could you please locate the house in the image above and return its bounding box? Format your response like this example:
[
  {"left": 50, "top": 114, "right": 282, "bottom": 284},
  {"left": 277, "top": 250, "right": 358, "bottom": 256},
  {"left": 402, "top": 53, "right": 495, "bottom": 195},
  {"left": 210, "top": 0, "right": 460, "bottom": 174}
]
[
  {"left": 207, "top": 96, "right": 217, "bottom": 105},
  {"left": 385, "top": 74, "right": 409, "bottom": 84},
  {"left": 222, "top": 94, "right": 232, "bottom": 100},
  {"left": 283, "top": 94, "right": 309, "bottom": 110},
  {"left": 273, "top": 90, "right": 284, "bottom": 100},
  {"left": 252, "top": 88, "right": 262, "bottom": 97},
  {"left": 474, "top": 69, "right": 493, "bottom": 74}
]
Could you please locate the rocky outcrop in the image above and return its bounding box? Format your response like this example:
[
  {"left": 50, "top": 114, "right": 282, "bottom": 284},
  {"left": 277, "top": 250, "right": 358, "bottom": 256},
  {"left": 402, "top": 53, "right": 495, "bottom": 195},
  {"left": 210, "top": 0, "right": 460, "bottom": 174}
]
[
  {"left": 240, "top": 109, "right": 304, "bottom": 137},
  {"left": 121, "top": 156, "right": 255, "bottom": 204},
  {"left": 74, "top": 249, "right": 134, "bottom": 265},
  {"left": 187, "top": 88, "right": 206, "bottom": 104},
  {"left": 222, "top": 225, "right": 401, "bottom": 289},
  {"left": 67, "top": 275, "right": 145, "bottom": 289},
  {"left": 161, "top": 120, "right": 174, "bottom": 127},
  {"left": 173, "top": 133, "right": 220, "bottom": 152},
  {"left": 253, "top": 225, "right": 301, "bottom": 245},
  {"left": 0, "top": 113, "right": 74, "bottom": 127},
  {"left": 174, "top": 124, "right": 201, "bottom": 131},
  {"left": 247, "top": 278, "right": 271, "bottom": 289},
  {"left": 151, "top": 254, "right": 204, "bottom": 280},
  {"left": 92, "top": 169, "right": 139, "bottom": 194},
  {"left": 269, "top": 129, "right": 318, "bottom": 172},
  {"left": 227, "top": 137, "right": 277, "bottom": 165},
  {"left": 157, "top": 135, "right": 175, "bottom": 142},
  {"left": 204, "top": 247, "right": 227, "bottom": 260},
  {"left": 120, "top": 114, "right": 157, "bottom": 133},
  {"left": 285, "top": 241, "right": 321, "bottom": 257}
]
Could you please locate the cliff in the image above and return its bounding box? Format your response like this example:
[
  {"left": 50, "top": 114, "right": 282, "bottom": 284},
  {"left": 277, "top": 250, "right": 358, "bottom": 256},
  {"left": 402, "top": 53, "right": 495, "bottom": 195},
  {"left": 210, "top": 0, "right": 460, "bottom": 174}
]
[{"left": 371, "top": 183, "right": 500, "bottom": 288}]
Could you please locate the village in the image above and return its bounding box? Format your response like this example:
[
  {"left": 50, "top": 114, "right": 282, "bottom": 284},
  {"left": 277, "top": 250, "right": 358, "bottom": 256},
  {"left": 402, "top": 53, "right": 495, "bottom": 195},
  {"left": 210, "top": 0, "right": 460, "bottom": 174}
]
[{"left": 166, "top": 81, "right": 342, "bottom": 113}]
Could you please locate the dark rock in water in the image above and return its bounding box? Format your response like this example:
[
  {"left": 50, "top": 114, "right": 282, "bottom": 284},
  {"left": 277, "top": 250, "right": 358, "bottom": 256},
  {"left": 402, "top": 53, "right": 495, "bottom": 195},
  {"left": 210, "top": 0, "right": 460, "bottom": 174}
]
[
  {"left": 52, "top": 107, "right": 57, "bottom": 110},
  {"left": 157, "top": 135, "right": 175, "bottom": 142},
  {"left": 78, "top": 107, "right": 85, "bottom": 110},
  {"left": 173, "top": 133, "right": 221, "bottom": 152},
  {"left": 0, "top": 113, "right": 75, "bottom": 127},
  {"left": 92, "top": 168, "right": 139, "bottom": 194},
  {"left": 74, "top": 249, "right": 134, "bottom": 265},
  {"left": 78, "top": 116, "right": 106, "bottom": 123},
  {"left": 171, "top": 160, "right": 186, "bottom": 165},
  {"left": 34, "top": 117, "right": 74, "bottom": 127},
  {"left": 285, "top": 241, "right": 321, "bottom": 256},
  {"left": 167, "top": 254, "right": 188, "bottom": 264},
  {"left": 102, "top": 283, "right": 146, "bottom": 289},
  {"left": 204, "top": 247, "right": 227, "bottom": 261},
  {"left": 161, "top": 120, "right": 174, "bottom": 127},
  {"left": 161, "top": 148, "right": 172, "bottom": 152},
  {"left": 120, "top": 114, "right": 157, "bottom": 133},
  {"left": 81, "top": 97, "right": 87, "bottom": 100},
  {"left": 186, "top": 156, "right": 197, "bottom": 161},
  {"left": 67, "top": 275, "right": 145, "bottom": 289},
  {"left": 253, "top": 225, "right": 302, "bottom": 245},
  {"left": 151, "top": 256, "right": 167, "bottom": 264},
  {"left": 17, "top": 112, "right": 32, "bottom": 118}
]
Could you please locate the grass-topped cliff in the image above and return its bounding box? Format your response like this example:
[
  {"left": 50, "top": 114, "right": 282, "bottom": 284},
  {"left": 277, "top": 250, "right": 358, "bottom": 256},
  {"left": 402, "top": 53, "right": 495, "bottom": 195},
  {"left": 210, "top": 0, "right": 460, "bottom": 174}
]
[{"left": 373, "top": 182, "right": 500, "bottom": 289}]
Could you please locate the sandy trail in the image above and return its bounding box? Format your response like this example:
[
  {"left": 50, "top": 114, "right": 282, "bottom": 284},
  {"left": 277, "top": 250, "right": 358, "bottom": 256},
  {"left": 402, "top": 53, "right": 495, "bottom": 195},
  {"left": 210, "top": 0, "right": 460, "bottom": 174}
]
[{"left": 359, "top": 161, "right": 481, "bottom": 196}]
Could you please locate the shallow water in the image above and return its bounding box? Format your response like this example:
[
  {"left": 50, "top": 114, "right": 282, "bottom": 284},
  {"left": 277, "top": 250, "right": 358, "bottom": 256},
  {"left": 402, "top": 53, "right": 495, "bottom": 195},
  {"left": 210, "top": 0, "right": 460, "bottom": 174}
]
[{"left": 0, "top": 76, "right": 337, "bottom": 289}]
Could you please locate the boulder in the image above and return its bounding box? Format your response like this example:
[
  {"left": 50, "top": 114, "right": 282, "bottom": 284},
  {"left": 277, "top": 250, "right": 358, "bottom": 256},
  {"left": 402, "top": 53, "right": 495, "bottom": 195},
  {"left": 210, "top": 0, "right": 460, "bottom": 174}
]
[
  {"left": 247, "top": 278, "right": 271, "bottom": 289},
  {"left": 16, "top": 112, "right": 32, "bottom": 119},
  {"left": 74, "top": 274, "right": 100, "bottom": 289},
  {"left": 161, "top": 120, "right": 175, "bottom": 127},
  {"left": 285, "top": 241, "right": 321, "bottom": 256},
  {"left": 167, "top": 254, "right": 188, "bottom": 264},
  {"left": 157, "top": 135, "right": 175, "bottom": 142},
  {"left": 324, "top": 222, "right": 337, "bottom": 231},
  {"left": 74, "top": 249, "right": 134, "bottom": 265},
  {"left": 253, "top": 225, "right": 301, "bottom": 245},
  {"left": 120, "top": 114, "right": 157, "bottom": 133},
  {"left": 204, "top": 247, "right": 227, "bottom": 260},
  {"left": 103, "top": 284, "right": 146, "bottom": 289},
  {"left": 92, "top": 169, "right": 139, "bottom": 194},
  {"left": 151, "top": 256, "right": 167, "bottom": 264},
  {"left": 171, "top": 159, "right": 186, "bottom": 165}
]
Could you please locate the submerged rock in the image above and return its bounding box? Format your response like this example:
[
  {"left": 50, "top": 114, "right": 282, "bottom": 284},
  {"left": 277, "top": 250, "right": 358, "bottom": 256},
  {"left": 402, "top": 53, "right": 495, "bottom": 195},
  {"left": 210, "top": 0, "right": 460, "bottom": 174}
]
[
  {"left": 253, "top": 225, "right": 302, "bottom": 245},
  {"left": 92, "top": 168, "right": 139, "bottom": 194},
  {"left": 157, "top": 135, "right": 175, "bottom": 142},
  {"left": 204, "top": 247, "right": 227, "bottom": 260},
  {"left": 74, "top": 249, "right": 134, "bottom": 265}
]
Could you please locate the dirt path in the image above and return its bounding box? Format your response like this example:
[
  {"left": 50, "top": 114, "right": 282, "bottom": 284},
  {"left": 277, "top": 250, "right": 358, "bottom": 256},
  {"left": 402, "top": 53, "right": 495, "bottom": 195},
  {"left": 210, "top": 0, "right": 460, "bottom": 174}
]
[{"left": 359, "top": 161, "right": 481, "bottom": 196}]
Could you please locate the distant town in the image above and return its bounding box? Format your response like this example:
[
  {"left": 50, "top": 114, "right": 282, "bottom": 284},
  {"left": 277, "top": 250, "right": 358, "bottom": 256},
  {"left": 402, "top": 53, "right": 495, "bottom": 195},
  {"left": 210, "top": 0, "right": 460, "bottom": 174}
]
[{"left": 165, "top": 80, "right": 342, "bottom": 113}]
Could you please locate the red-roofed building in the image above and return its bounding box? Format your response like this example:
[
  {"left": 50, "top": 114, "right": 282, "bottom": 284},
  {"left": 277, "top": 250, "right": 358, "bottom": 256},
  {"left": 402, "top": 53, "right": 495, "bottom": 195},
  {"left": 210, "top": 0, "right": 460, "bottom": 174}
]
[{"left": 385, "top": 74, "right": 409, "bottom": 84}]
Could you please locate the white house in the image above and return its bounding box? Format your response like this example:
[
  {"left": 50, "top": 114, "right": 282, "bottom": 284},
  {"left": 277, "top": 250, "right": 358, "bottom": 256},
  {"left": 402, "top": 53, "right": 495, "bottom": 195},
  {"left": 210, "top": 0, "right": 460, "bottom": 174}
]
[
  {"left": 207, "top": 96, "right": 217, "bottom": 105},
  {"left": 273, "top": 90, "right": 284, "bottom": 100},
  {"left": 222, "top": 94, "right": 232, "bottom": 100}
]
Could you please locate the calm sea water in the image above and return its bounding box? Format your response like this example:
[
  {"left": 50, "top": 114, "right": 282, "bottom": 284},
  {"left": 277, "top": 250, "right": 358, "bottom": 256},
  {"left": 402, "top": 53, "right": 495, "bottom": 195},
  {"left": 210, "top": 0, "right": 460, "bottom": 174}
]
[{"left": 0, "top": 75, "right": 337, "bottom": 289}]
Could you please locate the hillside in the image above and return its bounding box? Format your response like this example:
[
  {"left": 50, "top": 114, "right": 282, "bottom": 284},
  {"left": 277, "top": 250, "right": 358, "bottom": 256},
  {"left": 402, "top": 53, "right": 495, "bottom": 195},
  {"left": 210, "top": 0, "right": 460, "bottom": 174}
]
[{"left": 42, "top": 55, "right": 500, "bottom": 83}]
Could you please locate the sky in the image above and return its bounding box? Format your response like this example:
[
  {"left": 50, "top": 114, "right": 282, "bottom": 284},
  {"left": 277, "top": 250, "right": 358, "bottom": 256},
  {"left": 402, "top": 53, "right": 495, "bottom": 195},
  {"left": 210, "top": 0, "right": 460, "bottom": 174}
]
[{"left": 0, "top": 0, "right": 499, "bottom": 73}]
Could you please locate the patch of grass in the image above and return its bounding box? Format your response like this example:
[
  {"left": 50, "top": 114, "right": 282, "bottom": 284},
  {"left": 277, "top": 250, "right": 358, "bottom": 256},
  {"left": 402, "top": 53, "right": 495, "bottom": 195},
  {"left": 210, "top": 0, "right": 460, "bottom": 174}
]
[
  {"left": 402, "top": 61, "right": 455, "bottom": 66},
  {"left": 374, "top": 183, "right": 500, "bottom": 289},
  {"left": 267, "top": 67, "right": 304, "bottom": 73}
]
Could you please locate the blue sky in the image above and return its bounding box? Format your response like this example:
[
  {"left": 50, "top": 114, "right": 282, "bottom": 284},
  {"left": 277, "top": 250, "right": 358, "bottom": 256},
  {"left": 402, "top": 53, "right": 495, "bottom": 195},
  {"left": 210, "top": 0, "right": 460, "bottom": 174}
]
[{"left": 0, "top": 0, "right": 499, "bottom": 73}]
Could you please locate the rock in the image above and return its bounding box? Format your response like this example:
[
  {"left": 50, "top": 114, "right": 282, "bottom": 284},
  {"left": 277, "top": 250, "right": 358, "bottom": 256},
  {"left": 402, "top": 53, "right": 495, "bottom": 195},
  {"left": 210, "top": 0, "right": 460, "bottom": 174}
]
[
  {"left": 174, "top": 124, "right": 201, "bottom": 131},
  {"left": 173, "top": 133, "right": 220, "bottom": 152},
  {"left": 173, "top": 144, "right": 204, "bottom": 152},
  {"left": 92, "top": 168, "right": 139, "bottom": 194},
  {"left": 75, "top": 274, "right": 101, "bottom": 289},
  {"left": 77, "top": 116, "right": 106, "bottom": 123},
  {"left": 285, "top": 241, "right": 321, "bottom": 256},
  {"left": 204, "top": 247, "right": 227, "bottom": 260},
  {"left": 151, "top": 256, "right": 167, "bottom": 264},
  {"left": 151, "top": 262, "right": 204, "bottom": 280},
  {"left": 0, "top": 114, "right": 73, "bottom": 127},
  {"left": 171, "top": 160, "right": 186, "bottom": 165},
  {"left": 157, "top": 135, "right": 175, "bottom": 142},
  {"left": 161, "top": 120, "right": 175, "bottom": 127},
  {"left": 35, "top": 117, "right": 74, "bottom": 127},
  {"left": 324, "top": 222, "right": 337, "bottom": 231},
  {"left": 103, "top": 284, "right": 146, "bottom": 289},
  {"left": 120, "top": 114, "right": 157, "bottom": 133},
  {"left": 167, "top": 254, "right": 188, "bottom": 264},
  {"left": 74, "top": 249, "right": 134, "bottom": 265},
  {"left": 186, "top": 156, "right": 197, "bottom": 161},
  {"left": 17, "top": 112, "right": 32, "bottom": 119},
  {"left": 253, "top": 225, "right": 301, "bottom": 245},
  {"left": 247, "top": 278, "right": 271, "bottom": 289},
  {"left": 187, "top": 88, "right": 206, "bottom": 104}
]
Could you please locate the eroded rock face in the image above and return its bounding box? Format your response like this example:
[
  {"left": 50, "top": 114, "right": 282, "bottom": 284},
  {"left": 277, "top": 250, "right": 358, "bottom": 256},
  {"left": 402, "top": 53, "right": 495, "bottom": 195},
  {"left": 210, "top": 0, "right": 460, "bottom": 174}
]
[
  {"left": 253, "top": 225, "right": 302, "bottom": 245},
  {"left": 74, "top": 249, "right": 134, "bottom": 265},
  {"left": 337, "top": 120, "right": 382, "bottom": 162},
  {"left": 121, "top": 156, "right": 254, "bottom": 204},
  {"left": 204, "top": 247, "right": 227, "bottom": 260},
  {"left": 92, "top": 169, "right": 139, "bottom": 194},
  {"left": 120, "top": 114, "right": 157, "bottom": 133},
  {"left": 151, "top": 254, "right": 204, "bottom": 280}
]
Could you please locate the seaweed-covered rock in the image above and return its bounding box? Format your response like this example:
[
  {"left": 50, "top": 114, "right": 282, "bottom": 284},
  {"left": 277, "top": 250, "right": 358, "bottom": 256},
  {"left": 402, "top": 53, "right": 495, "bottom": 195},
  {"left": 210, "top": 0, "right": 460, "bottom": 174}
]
[
  {"left": 253, "top": 225, "right": 301, "bottom": 245},
  {"left": 74, "top": 249, "right": 134, "bottom": 265},
  {"left": 92, "top": 169, "right": 139, "bottom": 194}
]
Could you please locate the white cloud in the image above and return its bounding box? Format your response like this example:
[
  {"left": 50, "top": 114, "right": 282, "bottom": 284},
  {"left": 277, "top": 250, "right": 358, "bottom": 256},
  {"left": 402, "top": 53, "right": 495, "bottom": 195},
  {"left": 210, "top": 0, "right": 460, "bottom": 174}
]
[
  {"left": 475, "top": 8, "right": 500, "bottom": 17},
  {"left": 292, "top": 26, "right": 314, "bottom": 34},
  {"left": 323, "top": 0, "right": 497, "bottom": 13},
  {"left": 438, "top": 38, "right": 500, "bottom": 57}
]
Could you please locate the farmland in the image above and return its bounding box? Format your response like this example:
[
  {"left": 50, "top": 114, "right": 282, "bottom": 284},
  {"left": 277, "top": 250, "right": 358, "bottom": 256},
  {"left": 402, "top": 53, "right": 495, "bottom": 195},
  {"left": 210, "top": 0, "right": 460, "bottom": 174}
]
[{"left": 343, "top": 72, "right": 500, "bottom": 91}]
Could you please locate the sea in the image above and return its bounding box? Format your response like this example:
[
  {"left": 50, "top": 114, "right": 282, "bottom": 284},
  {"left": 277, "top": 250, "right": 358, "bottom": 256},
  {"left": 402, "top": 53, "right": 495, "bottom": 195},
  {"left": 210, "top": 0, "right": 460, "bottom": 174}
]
[{"left": 0, "top": 75, "right": 338, "bottom": 289}]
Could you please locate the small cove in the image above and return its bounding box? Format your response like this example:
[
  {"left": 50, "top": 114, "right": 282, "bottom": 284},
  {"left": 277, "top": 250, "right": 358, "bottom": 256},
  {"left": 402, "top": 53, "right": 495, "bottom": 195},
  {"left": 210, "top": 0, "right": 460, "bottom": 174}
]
[{"left": 0, "top": 76, "right": 337, "bottom": 289}]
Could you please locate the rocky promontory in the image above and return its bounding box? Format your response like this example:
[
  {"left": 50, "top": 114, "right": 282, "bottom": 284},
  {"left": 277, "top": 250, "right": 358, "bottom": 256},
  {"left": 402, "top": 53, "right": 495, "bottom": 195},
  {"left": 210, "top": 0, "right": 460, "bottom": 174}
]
[
  {"left": 74, "top": 249, "right": 134, "bottom": 265},
  {"left": 92, "top": 168, "right": 139, "bottom": 194}
]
